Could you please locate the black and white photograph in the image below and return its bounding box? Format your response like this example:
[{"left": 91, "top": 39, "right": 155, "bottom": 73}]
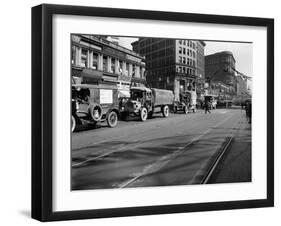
[{"left": 71, "top": 35, "right": 253, "bottom": 190}]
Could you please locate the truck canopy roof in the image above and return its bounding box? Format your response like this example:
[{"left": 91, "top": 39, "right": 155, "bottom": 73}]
[{"left": 130, "top": 86, "right": 151, "bottom": 92}]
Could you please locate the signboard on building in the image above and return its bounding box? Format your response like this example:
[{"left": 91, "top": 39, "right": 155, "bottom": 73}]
[
  {"left": 100, "top": 89, "right": 113, "bottom": 104},
  {"left": 126, "top": 54, "right": 141, "bottom": 63}
]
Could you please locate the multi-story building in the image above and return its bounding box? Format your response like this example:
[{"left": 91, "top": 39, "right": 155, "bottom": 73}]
[
  {"left": 205, "top": 51, "right": 237, "bottom": 94},
  {"left": 206, "top": 81, "right": 234, "bottom": 101},
  {"left": 71, "top": 35, "right": 146, "bottom": 96},
  {"left": 132, "top": 38, "right": 206, "bottom": 100},
  {"left": 236, "top": 75, "right": 248, "bottom": 96}
]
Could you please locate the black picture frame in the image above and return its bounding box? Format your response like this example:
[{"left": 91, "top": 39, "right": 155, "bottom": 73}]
[{"left": 31, "top": 4, "right": 274, "bottom": 222}]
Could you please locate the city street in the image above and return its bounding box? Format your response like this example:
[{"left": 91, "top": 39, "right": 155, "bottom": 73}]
[{"left": 71, "top": 108, "right": 251, "bottom": 190}]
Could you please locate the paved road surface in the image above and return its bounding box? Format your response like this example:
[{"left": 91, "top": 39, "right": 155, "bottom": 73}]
[{"left": 71, "top": 108, "right": 251, "bottom": 190}]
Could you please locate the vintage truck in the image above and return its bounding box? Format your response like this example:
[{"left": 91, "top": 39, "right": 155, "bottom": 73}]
[
  {"left": 120, "top": 87, "right": 174, "bottom": 121},
  {"left": 71, "top": 82, "right": 120, "bottom": 132}
]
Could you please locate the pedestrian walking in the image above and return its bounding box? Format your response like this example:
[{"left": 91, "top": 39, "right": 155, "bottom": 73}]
[
  {"left": 245, "top": 100, "right": 252, "bottom": 123},
  {"left": 205, "top": 100, "right": 211, "bottom": 114}
]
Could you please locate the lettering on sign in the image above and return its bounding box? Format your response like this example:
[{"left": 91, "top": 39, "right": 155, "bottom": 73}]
[
  {"left": 126, "top": 54, "right": 141, "bottom": 63},
  {"left": 100, "top": 89, "right": 113, "bottom": 104}
]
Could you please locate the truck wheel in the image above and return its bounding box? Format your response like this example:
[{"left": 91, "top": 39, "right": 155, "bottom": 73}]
[
  {"left": 183, "top": 106, "right": 188, "bottom": 114},
  {"left": 89, "top": 104, "right": 102, "bottom": 122},
  {"left": 71, "top": 115, "right": 76, "bottom": 132},
  {"left": 107, "top": 111, "right": 118, "bottom": 128},
  {"left": 140, "top": 108, "right": 148, "bottom": 121},
  {"left": 162, "top": 105, "right": 169, "bottom": 117}
]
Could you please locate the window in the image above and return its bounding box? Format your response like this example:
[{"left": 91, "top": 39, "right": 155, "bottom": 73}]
[
  {"left": 103, "top": 56, "right": 108, "bottom": 71},
  {"left": 92, "top": 52, "right": 98, "bottom": 69},
  {"left": 179, "top": 56, "right": 182, "bottom": 63},
  {"left": 111, "top": 58, "right": 115, "bottom": 73},
  {"left": 81, "top": 49, "right": 88, "bottom": 67},
  {"left": 179, "top": 47, "right": 182, "bottom": 54},
  {"left": 183, "top": 48, "right": 186, "bottom": 54},
  {"left": 179, "top": 67, "right": 182, "bottom": 73},
  {"left": 126, "top": 63, "right": 129, "bottom": 75},
  {"left": 71, "top": 46, "right": 75, "bottom": 65},
  {"left": 183, "top": 57, "right": 186, "bottom": 64}
]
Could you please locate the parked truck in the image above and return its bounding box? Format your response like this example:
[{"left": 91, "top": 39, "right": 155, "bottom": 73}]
[
  {"left": 71, "top": 70, "right": 120, "bottom": 131},
  {"left": 120, "top": 87, "right": 174, "bottom": 121}
]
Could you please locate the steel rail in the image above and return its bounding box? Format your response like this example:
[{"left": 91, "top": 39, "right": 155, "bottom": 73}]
[{"left": 200, "top": 136, "right": 233, "bottom": 184}]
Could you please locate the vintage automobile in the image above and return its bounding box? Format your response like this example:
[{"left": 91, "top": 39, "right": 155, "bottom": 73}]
[
  {"left": 71, "top": 83, "right": 120, "bottom": 132},
  {"left": 174, "top": 90, "right": 197, "bottom": 114},
  {"left": 120, "top": 87, "right": 174, "bottom": 121},
  {"left": 173, "top": 93, "right": 188, "bottom": 114}
]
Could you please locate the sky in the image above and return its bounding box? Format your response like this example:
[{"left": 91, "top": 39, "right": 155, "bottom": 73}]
[
  {"left": 204, "top": 41, "right": 253, "bottom": 77},
  {"left": 117, "top": 37, "right": 253, "bottom": 77}
]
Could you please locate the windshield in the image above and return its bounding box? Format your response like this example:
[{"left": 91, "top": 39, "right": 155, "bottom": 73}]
[{"left": 131, "top": 90, "right": 143, "bottom": 101}]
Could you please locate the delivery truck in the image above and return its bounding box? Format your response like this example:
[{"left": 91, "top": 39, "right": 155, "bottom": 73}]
[{"left": 120, "top": 87, "right": 174, "bottom": 121}]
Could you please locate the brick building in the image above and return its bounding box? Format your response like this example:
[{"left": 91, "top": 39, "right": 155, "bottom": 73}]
[{"left": 205, "top": 51, "right": 237, "bottom": 94}]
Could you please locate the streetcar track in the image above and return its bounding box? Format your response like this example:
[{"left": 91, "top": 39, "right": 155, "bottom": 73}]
[
  {"left": 116, "top": 114, "right": 234, "bottom": 188},
  {"left": 72, "top": 113, "right": 234, "bottom": 166},
  {"left": 200, "top": 136, "right": 233, "bottom": 184}
]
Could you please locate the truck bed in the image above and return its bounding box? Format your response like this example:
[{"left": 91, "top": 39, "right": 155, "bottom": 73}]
[{"left": 151, "top": 88, "right": 174, "bottom": 106}]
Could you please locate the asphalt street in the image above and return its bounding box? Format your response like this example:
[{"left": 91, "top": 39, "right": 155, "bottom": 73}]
[{"left": 71, "top": 108, "right": 251, "bottom": 190}]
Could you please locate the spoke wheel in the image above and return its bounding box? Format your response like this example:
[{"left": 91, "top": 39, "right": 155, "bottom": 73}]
[
  {"left": 71, "top": 115, "right": 76, "bottom": 132},
  {"left": 162, "top": 105, "right": 169, "bottom": 117},
  {"left": 140, "top": 108, "right": 148, "bottom": 121},
  {"left": 107, "top": 111, "right": 118, "bottom": 128}
]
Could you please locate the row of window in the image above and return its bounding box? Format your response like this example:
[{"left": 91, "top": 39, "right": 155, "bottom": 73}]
[
  {"left": 178, "top": 47, "right": 196, "bottom": 58},
  {"left": 138, "top": 46, "right": 174, "bottom": 57},
  {"left": 146, "top": 56, "right": 174, "bottom": 69},
  {"left": 206, "top": 57, "right": 234, "bottom": 65},
  {"left": 149, "top": 66, "right": 175, "bottom": 78},
  {"left": 178, "top": 40, "right": 196, "bottom": 49},
  {"left": 72, "top": 46, "right": 144, "bottom": 77},
  {"left": 178, "top": 56, "right": 196, "bottom": 67},
  {"left": 139, "top": 39, "right": 174, "bottom": 48},
  {"left": 177, "top": 66, "right": 196, "bottom": 76}
]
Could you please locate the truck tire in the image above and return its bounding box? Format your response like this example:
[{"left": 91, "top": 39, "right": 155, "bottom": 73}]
[
  {"left": 107, "top": 111, "right": 118, "bottom": 128},
  {"left": 162, "top": 105, "right": 169, "bottom": 117},
  {"left": 71, "top": 115, "right": 76, "bottom": 132},
  {"left": 89, "top": 104, "right": 102, "bottom": 122},
  {"left": 140, "top": 108, "right": 148, "bottom": 121}
]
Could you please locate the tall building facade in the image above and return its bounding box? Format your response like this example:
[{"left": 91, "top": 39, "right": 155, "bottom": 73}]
[
  {"left": 71, "top": 35, "right": 146, "bottom": 93},
  {"left": 205, "top": 51, "right": 236, "bottom": 89},
  {"left": 132, "top": 38, "right": 206, "bottom": 100},
  {"left": 205, "top": 51, "right": 237, "bottom": 97}
]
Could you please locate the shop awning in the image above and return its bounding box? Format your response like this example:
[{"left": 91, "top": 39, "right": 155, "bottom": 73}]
[{"left": 81, "top": 69, "right": 103, "bottom": 84}]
